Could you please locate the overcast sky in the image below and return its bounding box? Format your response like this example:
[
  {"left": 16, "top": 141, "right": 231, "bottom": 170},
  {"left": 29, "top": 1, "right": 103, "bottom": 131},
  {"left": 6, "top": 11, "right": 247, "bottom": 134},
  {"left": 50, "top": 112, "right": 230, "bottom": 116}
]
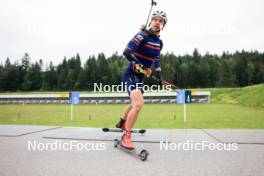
[{"left": 0, "top": 0, "right": 264, "bottom": 65}]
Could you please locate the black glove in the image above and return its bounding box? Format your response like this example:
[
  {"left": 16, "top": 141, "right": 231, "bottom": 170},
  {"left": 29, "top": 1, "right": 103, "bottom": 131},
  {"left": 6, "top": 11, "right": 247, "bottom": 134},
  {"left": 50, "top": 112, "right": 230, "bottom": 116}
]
[{"left": 154, "top": 70, "right": 163, "bottom": 85}]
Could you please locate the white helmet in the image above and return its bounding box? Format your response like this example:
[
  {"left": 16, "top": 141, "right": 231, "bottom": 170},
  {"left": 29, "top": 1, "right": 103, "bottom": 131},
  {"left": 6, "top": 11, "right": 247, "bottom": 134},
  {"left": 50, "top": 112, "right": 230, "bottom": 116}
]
[{"left": 151, "top": 10, "right": 168, "bottom": 25}]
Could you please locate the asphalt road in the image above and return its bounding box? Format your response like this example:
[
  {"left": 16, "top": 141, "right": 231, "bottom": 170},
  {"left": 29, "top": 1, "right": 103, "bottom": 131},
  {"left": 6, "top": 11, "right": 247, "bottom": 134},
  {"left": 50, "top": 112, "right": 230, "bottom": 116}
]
[{"left": 0, "top": 125, "right": 263, "bottom": 176}]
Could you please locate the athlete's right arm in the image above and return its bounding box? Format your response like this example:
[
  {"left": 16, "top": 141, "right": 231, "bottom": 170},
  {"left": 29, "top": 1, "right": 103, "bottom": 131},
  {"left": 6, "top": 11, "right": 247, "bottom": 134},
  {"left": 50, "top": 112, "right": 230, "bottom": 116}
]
[{"left": 123, "top": 32, "right": 145, "bottom": 65}]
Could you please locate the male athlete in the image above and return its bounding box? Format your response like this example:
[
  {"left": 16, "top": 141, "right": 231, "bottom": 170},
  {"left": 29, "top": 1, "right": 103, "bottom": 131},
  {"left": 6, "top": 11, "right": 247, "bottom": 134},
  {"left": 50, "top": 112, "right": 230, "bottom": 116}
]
[{"left": 115, "top": 10, "right": 168, "bottom": 149}]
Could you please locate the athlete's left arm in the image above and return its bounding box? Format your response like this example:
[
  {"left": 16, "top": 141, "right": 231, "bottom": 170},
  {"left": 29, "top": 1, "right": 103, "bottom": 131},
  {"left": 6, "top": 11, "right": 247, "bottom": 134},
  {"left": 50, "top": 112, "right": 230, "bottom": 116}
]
[
  {"left": 154, "top": 60, "right": 163, "bottom": 84},
  {"left": 153, "top": 40, "right": 163, "bottom": 83}
]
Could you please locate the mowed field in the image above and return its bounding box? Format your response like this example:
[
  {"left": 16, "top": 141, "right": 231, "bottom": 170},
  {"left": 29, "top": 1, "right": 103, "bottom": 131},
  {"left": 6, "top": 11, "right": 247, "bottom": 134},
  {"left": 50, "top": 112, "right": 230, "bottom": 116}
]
[
  {"left": 0, "top": 84, "right": 263, "bottom": 129},
  {"left": 0, "top": 103, "right": 263, "bottom": 129}
]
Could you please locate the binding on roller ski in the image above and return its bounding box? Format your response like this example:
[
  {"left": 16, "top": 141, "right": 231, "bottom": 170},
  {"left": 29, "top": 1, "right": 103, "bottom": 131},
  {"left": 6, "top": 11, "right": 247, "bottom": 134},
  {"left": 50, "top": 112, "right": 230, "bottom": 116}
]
[
  {"left": 102, "top": 117, "right": 149, "bottom": 161},
  {"left": 113, "top": 117, "right": 150, "bottom": 161}
]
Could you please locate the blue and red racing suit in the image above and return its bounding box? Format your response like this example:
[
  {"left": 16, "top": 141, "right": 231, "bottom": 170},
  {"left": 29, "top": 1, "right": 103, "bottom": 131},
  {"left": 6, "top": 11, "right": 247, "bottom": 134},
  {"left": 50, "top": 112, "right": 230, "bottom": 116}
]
[{"left": 122, "top": 29, "right": 163, "bottom": 94}]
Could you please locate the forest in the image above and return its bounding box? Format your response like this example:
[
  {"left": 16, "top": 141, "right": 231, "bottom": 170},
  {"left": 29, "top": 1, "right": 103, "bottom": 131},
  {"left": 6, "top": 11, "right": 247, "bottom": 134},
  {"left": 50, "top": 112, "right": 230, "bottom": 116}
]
[{"left": 0, "top": 49, "right": 263, "bottom": 91}]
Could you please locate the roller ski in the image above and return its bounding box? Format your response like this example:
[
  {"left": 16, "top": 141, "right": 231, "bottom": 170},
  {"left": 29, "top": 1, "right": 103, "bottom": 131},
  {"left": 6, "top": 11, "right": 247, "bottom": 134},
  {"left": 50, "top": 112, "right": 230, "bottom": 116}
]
[
  {"left": 102, "top": 128, "right": 146, "bottom": 134},
  {"left": 102, "top": 118, "right": 146, "bottom": 134},
  {"left": 114, "top": 131, "right": 149, "bottom": 161}
]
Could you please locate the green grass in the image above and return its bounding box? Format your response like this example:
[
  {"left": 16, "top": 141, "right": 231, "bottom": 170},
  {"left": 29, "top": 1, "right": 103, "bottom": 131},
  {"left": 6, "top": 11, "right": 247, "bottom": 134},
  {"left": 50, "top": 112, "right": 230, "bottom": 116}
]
[
  {"left": 0, "top": 104, "right": 263, "bottom": 129},
  {"left": 0, "top": 84, "right": 263, "bottom": 129},
  {"left": 206, "top": 84, "right": 264, "bottom": 108}
]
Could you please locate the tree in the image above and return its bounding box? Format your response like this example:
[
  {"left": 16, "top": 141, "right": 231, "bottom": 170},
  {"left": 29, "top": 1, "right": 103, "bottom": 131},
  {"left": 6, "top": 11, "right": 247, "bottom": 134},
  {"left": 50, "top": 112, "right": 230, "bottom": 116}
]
[
  {"left": 22, "top": 62, "right": 42, "bottom": 91},
  {"left": 0, "top": 64, "right": 4, "bottom": 91},
  {"left": 97, "top": 53, "right": 111, "bottom": 86},
  {"left": 43, "top": 62, "right": 58, "bottom": 90},
  {"left": 193, "top": 48, "right": 201, "bottom": 63},
  {"left": 198, "top": 59, "right": 210, "bottom": 87},
  {"left": 217, "top": 59, "right": 235, "bottom": 87},
  {"left": 84, "top": 56, "right": 98, "bottom": 90},
  {"left": 245, "top": 61, "right": 255, "bottom": 86},
  {"left": 19, "top": 53, "right": 31, "bottom": 90},
  {"left": 1, "top": 58, "right": 20, "bottom": 91},
  {"left": 207, "top": 56, "right": 219, "bottom": 87},
  {"left": 57, "top": 57, "right": 68, "bottom": 90}
]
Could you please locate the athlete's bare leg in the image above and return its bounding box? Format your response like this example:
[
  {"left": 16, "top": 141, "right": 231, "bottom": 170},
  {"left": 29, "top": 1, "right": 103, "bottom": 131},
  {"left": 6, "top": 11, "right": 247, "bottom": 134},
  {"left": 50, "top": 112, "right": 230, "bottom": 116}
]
[{"left": 125, "top": 89, "right": 144, "bottom": 131}]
